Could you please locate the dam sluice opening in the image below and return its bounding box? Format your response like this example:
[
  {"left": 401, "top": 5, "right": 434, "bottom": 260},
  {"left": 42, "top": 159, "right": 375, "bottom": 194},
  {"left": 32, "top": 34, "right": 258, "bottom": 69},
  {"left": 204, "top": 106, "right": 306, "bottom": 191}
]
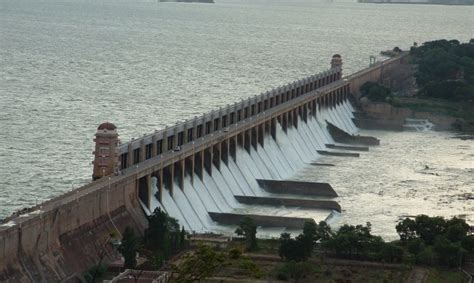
[{"left": 137, "top": 99, "right": 363, "bottom": 237}]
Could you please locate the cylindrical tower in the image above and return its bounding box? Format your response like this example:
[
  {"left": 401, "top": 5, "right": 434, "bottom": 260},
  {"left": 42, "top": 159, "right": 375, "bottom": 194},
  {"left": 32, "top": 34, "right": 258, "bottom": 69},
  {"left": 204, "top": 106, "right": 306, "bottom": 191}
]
[
  {"left": 92, "top": 122, "right": 120, "bottom": 180},
  {"left": 331, "top": 54, "right": 343, "bottom": 70},
  {"left": 331, "top": 54, "right": 343, "bottom": 80}
]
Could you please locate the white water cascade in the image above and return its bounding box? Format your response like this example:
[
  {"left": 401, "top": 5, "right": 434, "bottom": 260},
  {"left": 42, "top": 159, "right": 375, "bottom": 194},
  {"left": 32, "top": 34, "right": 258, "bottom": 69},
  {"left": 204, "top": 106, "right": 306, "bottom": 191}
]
[
  {"left": 403, "top": 118, "right": 434, "bottom": 132},
  {"left": 143, "top": 100, "right": 359, "bottom": 237}
]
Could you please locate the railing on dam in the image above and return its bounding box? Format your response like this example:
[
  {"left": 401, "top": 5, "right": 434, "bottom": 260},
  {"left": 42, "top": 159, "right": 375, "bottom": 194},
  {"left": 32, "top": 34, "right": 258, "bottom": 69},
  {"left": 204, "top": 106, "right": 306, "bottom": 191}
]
[
  {"left": 128, "top": 78, "right": 351, "bottom": 180},
  {"left": 117, "top": 66, "right": 343, "bottom": 170}
]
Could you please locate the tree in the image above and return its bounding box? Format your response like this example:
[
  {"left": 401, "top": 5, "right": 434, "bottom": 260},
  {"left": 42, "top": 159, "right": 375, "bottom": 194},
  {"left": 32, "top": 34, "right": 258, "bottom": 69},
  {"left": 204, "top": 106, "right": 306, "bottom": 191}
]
[
  {"left": 315, "top": 221, "right": 333, "bottom": 242},
  {"left": 445, "top": 217, "right": 470, "bottom": 242},
  {"left": 322, "top": 223, "right": 381, "bottom": 260},
  {"left": 396, "top": 215, "right": 471, "bottom": 267},
  {"left": 118, "top": 226, "right": 138, "bottom": 269},
  {"left": 235, "top": 217, "right": 258, "bottom": 251},
  {"left": 406, "top": 238, "right": 425, "bottom": 256},
  {"left": 462, "top": 235, "right": 474, "bottom": 253},
  {"left": 360, "top": 82, "right": 392, "bottom": 102},
  {"left": 380, "top": 243, "right": 404, "bottom": 263},
  {"left": 144, "top": 208, "right": 182, "bottom": 259},
  {"left": 396, "top": 218, "right": 417, "bottom": 243},
  {"left": 302, "top": 221, "right": 317, "bottom": 257},
  {"left": 172, "top": 245, "right": 227, "bottom": 283},
  {"left": 83, "top": 264, "right": 107, "bottom": 283},
  {"left": 179, "top": 226, "right": 187, "bottom": 248},
  {"left": 410, "top": 39, "right": 474, "bottom": 102},
  {"left": 278, "top": 233, "right": 310, "bottom": 262},
  {"left": 434, "top": 236, "right": 463, "bottom": 267}
]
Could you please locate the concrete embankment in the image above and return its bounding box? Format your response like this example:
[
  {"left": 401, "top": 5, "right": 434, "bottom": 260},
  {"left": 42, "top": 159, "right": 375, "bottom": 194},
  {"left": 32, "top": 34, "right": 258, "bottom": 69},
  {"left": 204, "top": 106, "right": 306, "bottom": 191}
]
[
  {"left": 256, "top": 179, "right": 338, "bottom": 197},
  {"left": 310, "top": 162, "right": 336, "bottom": 167},
  {"left": 234, "top": 196, "right": 341, "bottom": 212},
  {"left": 208, "top": 212, "right": 314, "bottom": 229},
  {"left": 317, "top": 150, "right": 360, "bottom": 157},
  {"left": 325, "top": 144, "right": 369, "bottom": 152},
  {"left": 0, "top": 175, "right": 147, "bottom": 282},
  {"left": 326, "top": 121, "right": 380, "bottom": 146}
]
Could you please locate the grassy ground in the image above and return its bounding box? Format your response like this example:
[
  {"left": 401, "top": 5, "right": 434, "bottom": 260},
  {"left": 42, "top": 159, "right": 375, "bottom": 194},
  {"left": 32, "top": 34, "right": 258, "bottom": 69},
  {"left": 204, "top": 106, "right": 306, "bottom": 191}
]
[
  {"left": 206, "top": 240, "right": 411, "bottom": 283},
  {"left": 169, "top": 239, "right": 468, "bottom": 283},
  {"left": 425, "top": 268, "right": 468, "bottom": 283},
  {"left": 211, "top": 256, "right": 410, "bottom": 283}
]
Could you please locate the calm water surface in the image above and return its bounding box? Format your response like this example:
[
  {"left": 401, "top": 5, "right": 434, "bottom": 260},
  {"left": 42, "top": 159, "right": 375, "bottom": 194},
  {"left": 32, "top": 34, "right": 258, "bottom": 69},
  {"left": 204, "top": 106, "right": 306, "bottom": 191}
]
[{"left": 0, "top": 0, "right": 473, "bottom": 236}]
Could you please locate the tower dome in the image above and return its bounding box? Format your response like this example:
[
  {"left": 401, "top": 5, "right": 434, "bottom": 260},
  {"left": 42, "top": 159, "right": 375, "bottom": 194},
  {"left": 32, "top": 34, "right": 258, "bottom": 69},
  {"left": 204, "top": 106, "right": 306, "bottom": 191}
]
[{"left": 97, "top": 122, "right": 117, "bottom": 131}]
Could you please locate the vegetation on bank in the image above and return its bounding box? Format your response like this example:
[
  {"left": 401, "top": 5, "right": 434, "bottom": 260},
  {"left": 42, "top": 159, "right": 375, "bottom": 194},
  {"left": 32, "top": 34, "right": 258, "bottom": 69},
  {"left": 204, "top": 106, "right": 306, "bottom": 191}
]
[
  {"left": 411, "top": 39, "right": 474, "bottom": 103},
  {"left": 85, "top": 212, "right": 472, "bottom": 282},
  {"left": 360, "top": 81, "right": 393, "bottom": 103},
  {"left": 361, "top": 39, "right": 474, "bottom": 130},
  {"left": 84, "top": 208, "right": 188, "bottom": 282},
  {"left": 171, "top": 215, "right": 472, "bottom": 282}
]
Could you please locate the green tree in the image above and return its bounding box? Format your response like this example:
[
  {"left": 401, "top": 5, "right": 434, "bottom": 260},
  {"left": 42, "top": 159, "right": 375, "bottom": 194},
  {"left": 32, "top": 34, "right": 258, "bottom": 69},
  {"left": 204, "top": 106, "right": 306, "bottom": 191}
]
[
  {"left": 179, "top": 226, "right": 187, "bottom": 248},
  {"left": 315, "top": 221, "right": 333, "bottom": 242},
  {"left": 360, "top": 82, "right": 392, "bottom": 102},
  {"left": 322, "top": 222, "right": 382, "bottom": 260},
  {"left": 144, "top": 208, "right": 181, "bottom": 259},
  {"left": 83, "top": 264, "right": 107, "bottom": 283},
  {"left": 172, "top": 245, "right": 227, "bottom": 283},
  {"left": 396, "top": 218, "right": 417, "bottom": 243},
  {"left": 235, "top": 216, "right": 258, "bottom": 251},
  {"left": 278, "top": 233, "right": 310, "bottom": 262},
  {"left": 380, "top": 243, "right": 404, "bottom": 263},
  {"left": 434, "top": 236, "right": 463, "bottom": 267},
  {"left": 462, "top": 235, "right": 474, "bottom": 253},
  {"left": 445, "top": 217, "right": 470, "bottom": 242},
  {"left": 302, "top": 221, "right": 317, "bottom": 257},
  {"left": 414, "top": 215, "right": 446, "bottom": 245},
  {"left": 118, "top": 226, "right": 138, "bottom": 269},
  {"left": 416, "top": 246, "right": 436, "bottom": 266},
  {"left": 411, "top": 39, "right": 474, "bottom": 102},
  {"left": 406, "top": 238, "right": 425, "bottom": 256}
]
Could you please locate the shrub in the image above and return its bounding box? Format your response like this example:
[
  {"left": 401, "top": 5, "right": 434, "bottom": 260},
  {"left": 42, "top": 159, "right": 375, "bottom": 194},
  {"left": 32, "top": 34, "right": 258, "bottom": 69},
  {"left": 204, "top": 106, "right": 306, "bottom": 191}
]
[
  {"left": 229, "top": 248, "right": 242, "bottom": 259},
  {"left": 276, "top": 261, "right": 314, "bottom": 281},
  {"left": 360, "top": 82, "right": 392, "bottom": 102},
  {"left": 239, "top": 258, "right": 262, "bottom": 278},
  {"left": 83, "top": 264, "right": 107, "bottom": 283}
]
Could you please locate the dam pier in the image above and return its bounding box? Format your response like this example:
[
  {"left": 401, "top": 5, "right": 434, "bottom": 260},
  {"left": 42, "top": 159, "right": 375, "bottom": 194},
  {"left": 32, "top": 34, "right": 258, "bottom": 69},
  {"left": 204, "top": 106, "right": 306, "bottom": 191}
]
[{"left": 0, "top": 54, "right": 407, "bottom": 282}]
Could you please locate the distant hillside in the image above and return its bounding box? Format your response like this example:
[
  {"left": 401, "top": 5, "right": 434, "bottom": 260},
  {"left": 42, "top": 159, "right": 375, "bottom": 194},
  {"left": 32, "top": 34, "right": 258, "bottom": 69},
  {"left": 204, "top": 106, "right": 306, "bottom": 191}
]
[
  {"left": 159, "top": 0, "right": 214, "bottom": 3},
  {"left": 358, "top": 0, "right": 474, "bottom": 5}
]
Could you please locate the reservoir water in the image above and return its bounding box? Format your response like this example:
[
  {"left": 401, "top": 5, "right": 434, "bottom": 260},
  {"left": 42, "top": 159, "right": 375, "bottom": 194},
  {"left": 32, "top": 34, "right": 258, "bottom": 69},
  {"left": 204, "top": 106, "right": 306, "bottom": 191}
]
[{"left": 0, "top": 0, "right": 473, "bottom": 238}]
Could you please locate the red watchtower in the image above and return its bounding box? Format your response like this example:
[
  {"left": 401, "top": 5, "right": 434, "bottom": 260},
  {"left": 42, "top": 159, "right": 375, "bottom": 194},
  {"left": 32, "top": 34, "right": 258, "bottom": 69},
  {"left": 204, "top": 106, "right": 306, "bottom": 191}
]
[{"left": 92, "top": 122, "right": 120, "bottom": 180}]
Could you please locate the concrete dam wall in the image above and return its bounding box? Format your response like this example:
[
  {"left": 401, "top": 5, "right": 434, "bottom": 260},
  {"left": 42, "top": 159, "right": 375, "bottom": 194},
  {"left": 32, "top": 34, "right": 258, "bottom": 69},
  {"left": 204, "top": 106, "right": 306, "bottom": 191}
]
[{"left": 0, "top": 54, "right": 405, "bottom": 282}]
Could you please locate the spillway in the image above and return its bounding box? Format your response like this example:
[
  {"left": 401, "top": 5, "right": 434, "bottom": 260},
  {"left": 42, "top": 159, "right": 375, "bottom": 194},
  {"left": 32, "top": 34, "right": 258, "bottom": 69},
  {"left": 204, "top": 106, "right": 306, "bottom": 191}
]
[{"left": 143, "top": 100, "right": 359, "bottom": 237}]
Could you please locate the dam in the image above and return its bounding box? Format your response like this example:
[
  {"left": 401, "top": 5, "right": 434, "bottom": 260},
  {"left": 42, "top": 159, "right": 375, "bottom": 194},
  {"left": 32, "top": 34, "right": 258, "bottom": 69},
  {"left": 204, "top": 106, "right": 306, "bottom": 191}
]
[{"left": 0, "top": 54, "right": 406, "bottom": 281}]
